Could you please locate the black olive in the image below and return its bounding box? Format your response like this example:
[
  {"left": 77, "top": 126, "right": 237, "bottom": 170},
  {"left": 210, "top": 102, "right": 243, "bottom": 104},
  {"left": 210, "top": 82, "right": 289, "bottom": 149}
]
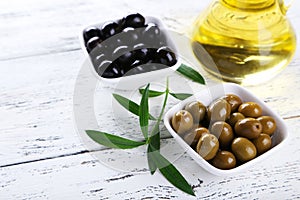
[
  {"left": 83, "top": 26, "right": 102, "bottom": 44},
  {"left": 123, "top": 13, "right": 145, "bottom": 28},
  {"left": 86, "top": 36, "right": 102, "bottom": 52},
  {"left": 156, "top": 46, "right": 177, "bottom": 66},
  {"left": 110, "top": 63, "right": 126, "bottom": 77},
  {"left": 101, "top": 22, "right": 119, "bottom": 39},
  {"left": 100, "top": 61, "right": 125, "bottom": 78},
  {"left": 117, "top": 17, "right": 126, "bottom": 31},
  {"left": 131, "top": 60, "right": 144, "bottom": 67},
  {"left": 146, "top": 48, "right": 157, "bottom": 59},
  {"left": 117, "top": 51, "right": 134, "bottom": 67},
  {"left": 134, "top": 48, "right": 150, "bottom": 63}
]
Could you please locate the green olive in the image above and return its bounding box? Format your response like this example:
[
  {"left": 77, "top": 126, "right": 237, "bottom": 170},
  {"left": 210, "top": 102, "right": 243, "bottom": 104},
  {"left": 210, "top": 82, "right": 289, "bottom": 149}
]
[
  {"left": 171, "top": 110, "right": 193, "bottom": 135},
  {"left": 257, "top": 116, "right": 277, "bottom": 135},
  {"left": 234, "top": 118, "right": 262, "bottom": 139},
  {"left": 231, "top": 137, "right": 257, "bottom": 162},
  {"left": 238, "top": 102, "right": 262, "bottom": 118},
  {"left": 252, "top": 133, "right": 272, "bottom": 154},
  {"left": 211, "top": 150, "right": 236, "bottom": 169},
  {"left": 183, "top": 127, "right": 210, "bottom": 147},
  {"left": 184, "top": 101, "right": 206, "bottom": 123},
  {"left": 227, "top": 112, "right": 245, "bottom": 127},
  {"left": 196, "top": 134, "right": 219, "bottom": 160},
  {"left": 210, "top": 121, "right": 234, "bottom": 149},
  {"left": 222, "top": 94, "right": 243, "bottom": 112},
  {"left": 207, "top": 99, "right": 231, "bottom": 122}
]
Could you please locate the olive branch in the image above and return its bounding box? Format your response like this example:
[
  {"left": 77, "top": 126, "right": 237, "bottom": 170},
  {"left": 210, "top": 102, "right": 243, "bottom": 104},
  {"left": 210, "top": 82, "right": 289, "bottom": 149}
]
[{"left": 86, "top": 64, "right": 205, "bottom": 196}]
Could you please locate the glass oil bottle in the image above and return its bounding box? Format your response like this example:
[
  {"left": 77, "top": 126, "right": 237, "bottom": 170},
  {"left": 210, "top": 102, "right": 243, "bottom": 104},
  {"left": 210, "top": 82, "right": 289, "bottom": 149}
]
[{"left": 192, "top": 0, "right": 296, "bottom": 85}]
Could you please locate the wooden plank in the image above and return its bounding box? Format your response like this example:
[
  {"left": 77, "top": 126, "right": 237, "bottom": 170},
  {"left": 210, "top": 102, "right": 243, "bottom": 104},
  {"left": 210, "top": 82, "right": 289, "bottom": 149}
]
[
  {"left": 0, "top": 50, "right": 85, "bottom": 166},
  {"left": 0, "top": 117, "right": 299, "bottom": 199}
]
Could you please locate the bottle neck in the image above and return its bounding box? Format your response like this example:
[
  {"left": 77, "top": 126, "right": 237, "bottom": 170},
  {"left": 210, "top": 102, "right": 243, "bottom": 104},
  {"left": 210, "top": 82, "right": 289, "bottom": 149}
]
[{"left": 222, "top": 0, "right": 275, "bottom": 9}]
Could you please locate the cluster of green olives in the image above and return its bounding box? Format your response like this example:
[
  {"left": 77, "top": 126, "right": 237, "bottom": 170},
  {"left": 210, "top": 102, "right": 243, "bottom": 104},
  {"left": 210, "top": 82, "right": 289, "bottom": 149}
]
[{"left": 171, "top": 94, "right": 277, "bottom": 170}]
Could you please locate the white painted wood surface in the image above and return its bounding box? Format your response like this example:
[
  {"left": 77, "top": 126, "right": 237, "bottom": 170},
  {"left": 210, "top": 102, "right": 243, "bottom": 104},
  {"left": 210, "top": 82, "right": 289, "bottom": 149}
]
[{"left": 0, "top": 0, "right": 299, "bottom": 199}]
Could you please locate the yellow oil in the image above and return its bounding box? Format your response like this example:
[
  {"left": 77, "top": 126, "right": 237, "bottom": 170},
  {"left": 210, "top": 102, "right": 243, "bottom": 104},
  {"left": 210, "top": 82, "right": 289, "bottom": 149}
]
[{"left": 192, "top": 0, "right": 296, "bottom": 85}]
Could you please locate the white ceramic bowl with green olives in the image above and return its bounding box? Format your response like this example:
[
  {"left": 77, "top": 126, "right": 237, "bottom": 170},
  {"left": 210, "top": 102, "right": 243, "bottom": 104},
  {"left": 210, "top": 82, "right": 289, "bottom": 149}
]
[{"left": 164, "top": 83, "right": 288, "bottom": 176}]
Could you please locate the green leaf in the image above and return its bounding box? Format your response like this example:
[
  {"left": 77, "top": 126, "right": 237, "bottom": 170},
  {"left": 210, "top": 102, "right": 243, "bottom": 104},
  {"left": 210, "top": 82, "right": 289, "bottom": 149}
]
[
  {"left": 148, "top": 78, "right": 169, "bottom": 150},
  {"left": 148, "top": 145, "right": 195, "bottom": 196},
  {"left": 86, "top": 130, "right": 145, "bottom": 149},
  {"left": 139, "top": 88, "right": 165, "bottom": 97},
  {"left": 148, "top": 131, "right": 160, "bottom": 153},
  {"left": 147, "top": 130, "right": 161, "bottom": 174},
  {"left": 149, "top": 78, "right": 169, "bottom": 138},
  {"left": 139, "top": 84, "right": 150, "bottom": 139},
  {"left": 170, "top": 92, "right": 193, "bottom": 100},
  {"left": 147, "top": 78, "right": 170, "bottom": 175},
  {"left": 113, "top": 93, "right": 156, "bottom": 120},
  {"left": 176, "top": 64, "right": 205, "bottom": 85},
  {"left": 147, "top": 145, "right": 157, "bottom": 174}
]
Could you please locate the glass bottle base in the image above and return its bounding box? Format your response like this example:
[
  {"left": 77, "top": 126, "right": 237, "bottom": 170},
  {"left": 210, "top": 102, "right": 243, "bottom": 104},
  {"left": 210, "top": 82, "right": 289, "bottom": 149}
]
[{"left": 192, "top": 42, "right": 294, "bottom": 85}]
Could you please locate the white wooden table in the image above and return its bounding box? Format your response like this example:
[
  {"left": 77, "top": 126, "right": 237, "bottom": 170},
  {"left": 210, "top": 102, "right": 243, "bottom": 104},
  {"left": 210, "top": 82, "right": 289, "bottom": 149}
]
[{"left": 1, "top": 0, "right": 299, "bottom": 199}]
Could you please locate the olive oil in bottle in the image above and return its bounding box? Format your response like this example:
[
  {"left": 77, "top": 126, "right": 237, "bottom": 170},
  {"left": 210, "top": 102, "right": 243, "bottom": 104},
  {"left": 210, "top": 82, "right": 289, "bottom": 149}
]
[{"left": 192, "top": 0, "right": 296, "bottom": 85}]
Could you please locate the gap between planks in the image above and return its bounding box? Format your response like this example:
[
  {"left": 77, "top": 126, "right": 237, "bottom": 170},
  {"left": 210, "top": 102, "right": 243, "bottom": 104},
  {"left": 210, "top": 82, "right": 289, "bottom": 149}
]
[{"left": 0, "top": 48, "right": 81, "bottom": 62}]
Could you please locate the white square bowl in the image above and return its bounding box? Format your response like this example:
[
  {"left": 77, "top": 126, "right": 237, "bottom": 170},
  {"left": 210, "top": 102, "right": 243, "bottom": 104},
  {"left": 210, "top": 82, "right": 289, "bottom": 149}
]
[
  {"left": 79, "top": 16, "right": 181, "bottom": 90},
  {"left": 163, "top": 83, "right": 288, "bottom": 176}
]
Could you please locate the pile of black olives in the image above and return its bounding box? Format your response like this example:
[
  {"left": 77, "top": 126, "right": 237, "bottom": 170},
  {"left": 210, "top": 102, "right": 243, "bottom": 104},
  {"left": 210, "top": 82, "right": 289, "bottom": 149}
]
[
  {"left": 83, "top": 13, "right": 177, "bottom": 78},
  {"left": 171, "top": 94, "right": 277, "bottom": 170}
]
